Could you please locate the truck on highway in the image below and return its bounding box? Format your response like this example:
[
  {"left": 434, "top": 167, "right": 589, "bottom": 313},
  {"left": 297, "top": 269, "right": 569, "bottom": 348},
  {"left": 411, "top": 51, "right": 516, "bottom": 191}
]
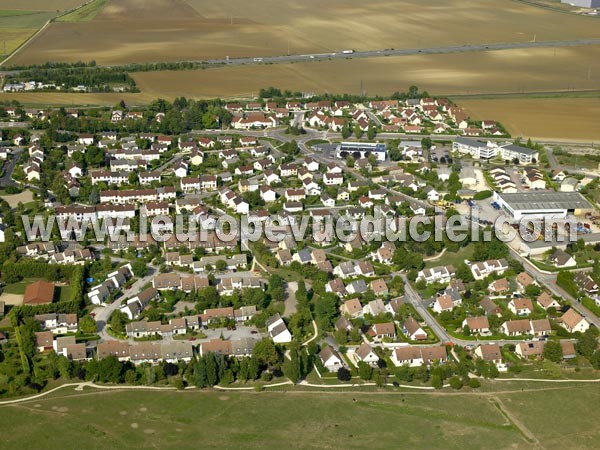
[{"left": 341, "top": 49, "right": 355, "bottom": 54}]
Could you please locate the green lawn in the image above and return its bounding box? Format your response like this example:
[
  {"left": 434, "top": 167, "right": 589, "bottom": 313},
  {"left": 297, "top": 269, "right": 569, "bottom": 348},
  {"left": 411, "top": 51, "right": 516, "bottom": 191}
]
[
  {"left": 424, "top": 244, "right": 473, "bottom": 269},
  {"left": 2, "top": 278, "right": 43, "bottom": 295},
  {"left": 57, "top": 285, "right": 71, "bottom": 302},
  {"left": 1, "top": 385, "right": 599, "bottom": 449},
  {"left": 2, "top": 279, "right": 70, "bottom": 302}
]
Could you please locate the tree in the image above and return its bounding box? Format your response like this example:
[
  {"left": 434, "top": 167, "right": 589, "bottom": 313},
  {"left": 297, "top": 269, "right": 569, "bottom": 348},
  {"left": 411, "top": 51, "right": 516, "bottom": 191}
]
[
  {"left": 431, "top": 374, "right": 443, "bottom": 389},
  {"left": 252, "top": 338, "right": 281, "bottom": 369},
  {"left": 314, "top": 293, "right": 338, "bottom": 330},
  {"left": 341, "top": 125, "right": 351, "bottom": 139},
  {"left": 79, "top": 315, "right": 97, "bottom": 334},
  {"left": 576, "top": 327, "right": 599, "bottom": 358},
  {"left": 468, "top": 378, "right": 481, "bottom": 389},
  {"left": 346, "top": 154, "right": 355, "bottom": 168},
  {"left": 131, "top": 260, "right": 149, "bottom": 277},
  {"left": 337, "top": 367, "right": 351, "bottom": 382},
  {"left": 367, "top": 125, "right": 376, "bottom": 140},
  {"left": 128, "top": 171, "right": 138, "bottom": 185},
  {"left": 215, "top": 259, "right": 228, "bottom": 272},
  {"left": 283, "top": 345, "right": 302, "bottom": 383},
  {"left": 108, "top": 311, "right": 127, "bottom": 334},
  {"left": 163, "top": 362, "right": 179, "bottom": 377},
  {"left": 449, "top": 376, "right": 463, "bottom": 390},
  {"left": 590, "top": 350, "right": 600, "bottom": 370},
  {"left": 353, "top": 124, "right": 363, "bottom": 139},
  {"left": 524, "top": 284, "right": 542, "bottom": 298},
  {"left": 357, "top": 361, "right": 373, "bottom": 381},
  {"left": 543, "top": 340, "right": 563, "bottom": 363}
]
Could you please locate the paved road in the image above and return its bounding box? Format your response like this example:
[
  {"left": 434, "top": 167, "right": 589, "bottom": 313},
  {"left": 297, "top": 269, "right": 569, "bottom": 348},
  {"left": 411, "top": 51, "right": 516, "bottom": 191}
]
[
  {"left": 0, "top": 148, "right": 22, "bottom": 188},
  {"left": 93, "top": 265, "right": 158, "bottom": 341}
]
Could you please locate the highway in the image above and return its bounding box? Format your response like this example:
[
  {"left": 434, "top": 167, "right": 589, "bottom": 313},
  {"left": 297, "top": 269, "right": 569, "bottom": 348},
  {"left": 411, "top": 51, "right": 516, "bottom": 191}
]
[
  {"left": 4, "top": 39, "right": 600, "bottom": 74},
  {"left": 205, "top": 38, "right": 600, "bottom": 67}
]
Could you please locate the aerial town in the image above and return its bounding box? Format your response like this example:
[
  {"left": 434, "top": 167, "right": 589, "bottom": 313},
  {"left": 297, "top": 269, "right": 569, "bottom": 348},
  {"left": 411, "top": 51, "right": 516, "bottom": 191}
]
[
  {"left": 1, "top": 92, "right": 599, "bottom": 400},
  {"left": 1, "top": 0, "right": 600, "bottom": 447}
]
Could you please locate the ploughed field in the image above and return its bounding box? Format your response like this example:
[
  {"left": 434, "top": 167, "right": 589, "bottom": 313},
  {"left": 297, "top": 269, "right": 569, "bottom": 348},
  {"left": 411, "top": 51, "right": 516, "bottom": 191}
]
[{"left": 7, "top": 0, "right": 600, "bottom": 65}]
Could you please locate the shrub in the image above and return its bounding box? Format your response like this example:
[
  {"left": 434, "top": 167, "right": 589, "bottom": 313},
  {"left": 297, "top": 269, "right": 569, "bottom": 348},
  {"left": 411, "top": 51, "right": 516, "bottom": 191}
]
[{"left": 468, "top": 378, "right": 481, "bottom": 389}]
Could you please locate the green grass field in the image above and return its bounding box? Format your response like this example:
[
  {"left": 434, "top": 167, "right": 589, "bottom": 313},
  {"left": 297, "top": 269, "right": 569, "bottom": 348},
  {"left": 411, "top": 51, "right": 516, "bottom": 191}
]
[
  {"left": 2, "top": 279, "right": 70, "bottom": 302},
  {"left": 56, "top": 0, "right": 108, "bottom": 22},
  {"left": 0, "top": 385, "right": 598, "bottom": 449},
  {"left": 0, "top": 9, "right": 55, "bottom": 60},
  {"left": 424, "top": 244, "right": 473, "bottom": 269},
  {"left": 2, "top": 278, "right": 43, "bottom": 295},
  {"left": 0, "top": 10, "right": 42, "bottom": 18}
]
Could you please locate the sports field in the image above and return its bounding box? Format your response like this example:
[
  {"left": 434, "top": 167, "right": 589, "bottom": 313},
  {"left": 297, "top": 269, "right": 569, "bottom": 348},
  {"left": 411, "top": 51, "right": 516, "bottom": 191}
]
[
  {"left": 461, "top": 97, "right": 600, "bottom": 141},
  {"left": 0, "top": 384, "right": 598, "bottom": 449},
  {"left": 7, "top": 0, "right": 600, "bottom": 66}
]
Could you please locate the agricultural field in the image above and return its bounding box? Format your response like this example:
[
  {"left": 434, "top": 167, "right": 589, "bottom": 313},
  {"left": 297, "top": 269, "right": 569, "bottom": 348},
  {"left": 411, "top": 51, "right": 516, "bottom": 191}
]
[
  {"left": 0, "top": 1, "right": 85, "bottom": 62},
  {"left": 127, "top": 45, "right": 600, "bottom": 97},
  {"left": 0, "top": 10, "right": 57, "bottom": 60},
  {"left": 56, "top": 0, "right": 110, "bottom": 23},
  {"left": 0, "top": 1, "right": 84, "bottom": 11},
  {"left": 7, "top": 0, "right": 600, "bottom": 66},
  {"left": 0, "top": 385, "right": 598, "bottom": 449},
  {"left": 461, "top": 97, "right": 600, "bottom": 141}
]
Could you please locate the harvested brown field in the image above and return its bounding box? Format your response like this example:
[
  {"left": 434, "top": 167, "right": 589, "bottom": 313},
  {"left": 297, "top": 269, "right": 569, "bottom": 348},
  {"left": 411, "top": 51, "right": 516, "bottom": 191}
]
[
  {"left": 9, "top": 0, "right": 600, "bottom": 66},
  {"left": 461, "top": 97, "right": 600, "bottom": 142},
  {"left": 2, "top": 44, "right": 600, "bottom": 105},
  {"left": 129, "top": 46, "right": 600, "bottom": 97}
]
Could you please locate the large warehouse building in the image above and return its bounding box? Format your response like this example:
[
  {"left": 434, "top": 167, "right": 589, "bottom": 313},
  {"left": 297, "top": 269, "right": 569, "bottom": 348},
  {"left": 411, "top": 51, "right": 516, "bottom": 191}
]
[
  {"left": 336, "top": 142, "right": 387, "bottom": 161},
  {"left": 493, "top": 191, "right": 594, "bottom": 220},
  {"left": 561, "top": 0, "right": 600, "bottom": 8}
]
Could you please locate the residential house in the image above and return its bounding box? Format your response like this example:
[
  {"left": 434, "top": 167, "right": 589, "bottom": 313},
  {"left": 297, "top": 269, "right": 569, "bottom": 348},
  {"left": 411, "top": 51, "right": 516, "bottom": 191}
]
[
  {"left": 402, "top": 317, "right": 427, "bottom": 341},
  {"left": 462, "top": 316, "right": 490, "bottom": 335},
  {"left": 474, "top": 343, "right": 503, "bottom": 365},
  {"left": 319, "top": 345, "right": 343, "bottom": 372},
  {"left": 560, "top": 308, "right": 590, "bottom": 334}
]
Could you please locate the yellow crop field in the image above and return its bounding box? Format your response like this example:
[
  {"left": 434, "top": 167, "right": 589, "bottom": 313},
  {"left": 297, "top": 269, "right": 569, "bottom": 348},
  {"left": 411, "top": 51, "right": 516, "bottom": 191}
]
[
  {"left": 461, "top": 97, "right": 600, "bottom": 142},
  {"left": 7, "top": 0, "right": 600, "bottom": 66}
]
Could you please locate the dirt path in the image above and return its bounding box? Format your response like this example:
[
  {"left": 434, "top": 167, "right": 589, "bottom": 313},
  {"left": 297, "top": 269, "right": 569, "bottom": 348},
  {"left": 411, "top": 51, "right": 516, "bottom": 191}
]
[
  {"left": 492, "top": 396, "right": 545, "bottom": 449},
  {"left": 283, "top": 281, "right": 298, "bottom": 318}
]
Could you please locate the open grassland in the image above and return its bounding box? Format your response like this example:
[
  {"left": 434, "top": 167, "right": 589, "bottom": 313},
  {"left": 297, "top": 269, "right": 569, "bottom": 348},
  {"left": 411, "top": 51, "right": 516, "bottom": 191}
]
[
  {"left": 0, "top": 1, "right": 85, "bottom": 12},
  {"left": 0, "top": 10, "right": 57, "bottom": 58},
  {"left": 57, "top": 0, "right": 109, "bottom": 22},
  {"left": 461, "top": 97, "right": 600, "bottom": 141},
  {"left": 8, "top": 0, "right": 600, "bottom": 66},
  {"left": 0, "top": 385, "right": 598, "bottom": 449}
]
